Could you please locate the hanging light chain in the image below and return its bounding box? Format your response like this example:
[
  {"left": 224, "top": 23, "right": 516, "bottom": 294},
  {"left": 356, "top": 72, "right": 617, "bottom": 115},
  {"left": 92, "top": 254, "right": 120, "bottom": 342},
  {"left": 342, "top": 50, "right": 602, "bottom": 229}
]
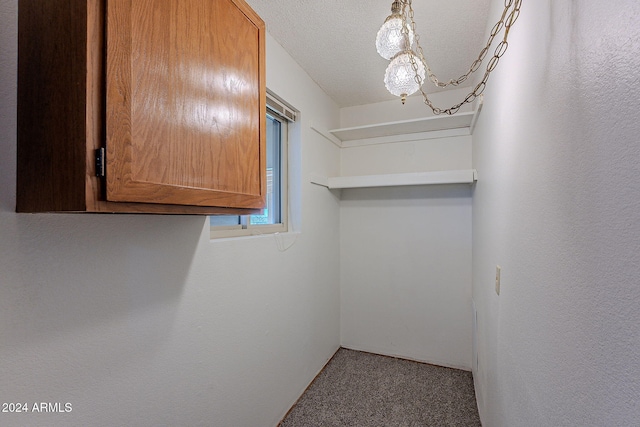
[
  {"left": 401, "top": 0, "right": 523, "bottom": 115},
  {"left": 409, "top": 0, "right": 518, "bottom": 88}
]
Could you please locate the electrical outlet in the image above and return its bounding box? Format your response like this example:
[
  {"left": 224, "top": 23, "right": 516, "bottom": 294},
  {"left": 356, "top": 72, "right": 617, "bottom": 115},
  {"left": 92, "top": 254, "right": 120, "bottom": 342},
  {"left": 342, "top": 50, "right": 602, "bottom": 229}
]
[{"left": 495, "top": 265, "right": 501, "bottom": 295}]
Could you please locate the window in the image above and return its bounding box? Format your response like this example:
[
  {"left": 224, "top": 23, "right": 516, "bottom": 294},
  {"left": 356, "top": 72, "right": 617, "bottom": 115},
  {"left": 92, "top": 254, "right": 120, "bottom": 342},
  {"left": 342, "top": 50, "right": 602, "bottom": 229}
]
[{"left": 210, "top": 92, "right": 294, "bottom": 238}]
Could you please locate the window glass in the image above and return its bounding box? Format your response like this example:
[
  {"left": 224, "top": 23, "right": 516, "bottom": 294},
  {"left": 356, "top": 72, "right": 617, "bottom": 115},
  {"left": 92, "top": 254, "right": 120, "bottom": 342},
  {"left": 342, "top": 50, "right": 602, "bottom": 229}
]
[
  {"left": 250, "top": 114, "right": 282, "bottom": 225},
  {"left": 210, "top": 98, "right": 291, "bottom": 238}
]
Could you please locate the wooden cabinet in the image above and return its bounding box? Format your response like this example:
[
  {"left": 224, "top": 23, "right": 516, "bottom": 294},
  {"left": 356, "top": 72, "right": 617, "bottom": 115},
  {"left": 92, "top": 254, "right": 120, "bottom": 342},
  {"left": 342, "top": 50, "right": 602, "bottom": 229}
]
[{"left": 17, "top": 0, "right": 266, "bottom": 214}]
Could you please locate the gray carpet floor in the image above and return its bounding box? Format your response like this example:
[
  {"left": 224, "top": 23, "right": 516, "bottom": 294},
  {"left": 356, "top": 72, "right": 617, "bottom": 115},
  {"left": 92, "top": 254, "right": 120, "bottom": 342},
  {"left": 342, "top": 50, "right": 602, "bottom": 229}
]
[{"left": 279, "top": 348, "right": 481, "bottom": 427}]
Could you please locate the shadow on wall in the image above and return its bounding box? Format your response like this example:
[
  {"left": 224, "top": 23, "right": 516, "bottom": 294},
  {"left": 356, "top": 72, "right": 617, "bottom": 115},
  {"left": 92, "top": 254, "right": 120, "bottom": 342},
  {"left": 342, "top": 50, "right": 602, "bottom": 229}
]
[{"left": 2, "top": 214, "right": 204, "bottom": 352}]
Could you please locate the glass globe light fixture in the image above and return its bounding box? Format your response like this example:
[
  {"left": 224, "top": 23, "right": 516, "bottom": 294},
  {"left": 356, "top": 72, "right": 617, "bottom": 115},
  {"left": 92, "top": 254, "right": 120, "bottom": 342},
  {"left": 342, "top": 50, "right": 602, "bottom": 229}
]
[
  {"left": 377, "top": 0, "right": 522, "bottom": 114},
  {"left": 384, "top": 51, "right": 425, "bottom": 104},
  {"left": 375, "top": 2, "right": 415, "bottom": 60}
]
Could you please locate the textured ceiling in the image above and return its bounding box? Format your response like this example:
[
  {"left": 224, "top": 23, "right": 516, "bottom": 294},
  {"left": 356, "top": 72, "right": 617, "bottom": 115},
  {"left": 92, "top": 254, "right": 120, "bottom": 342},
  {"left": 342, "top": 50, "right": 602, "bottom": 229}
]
[{"left": 245, "top": 0, "right": 492, "bottom": 108}]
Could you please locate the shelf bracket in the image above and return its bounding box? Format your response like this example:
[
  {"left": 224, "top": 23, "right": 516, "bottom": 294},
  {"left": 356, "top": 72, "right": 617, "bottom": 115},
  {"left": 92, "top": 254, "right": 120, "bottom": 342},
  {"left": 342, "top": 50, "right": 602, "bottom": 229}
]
[
  {"left": 310, "top": 123, "right": 343, "bottom": 148},
  {"left": 469, "top": 95, "right": 484, "bottom": 135},
  {"left": 309, "top": 173, "right": 330, "bottom": 188}
]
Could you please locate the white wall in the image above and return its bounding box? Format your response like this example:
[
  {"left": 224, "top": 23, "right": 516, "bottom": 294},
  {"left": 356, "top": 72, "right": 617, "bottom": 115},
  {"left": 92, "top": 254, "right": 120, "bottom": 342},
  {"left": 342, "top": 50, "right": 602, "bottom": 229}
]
[
  {"left": 339, "top": 93, "right": 474, "bottom": 369},
  {"left": 472, "top": 1, "right": 640, "bottom": 425},
  {"left": 0, "top": 1, "right": 341, "bottom": 426},
  {"left": 340, "top": 184, "right": 473, "bottom": 369},
  {"left": 339, "top": 87, "right": 475, "bottom": 127}
]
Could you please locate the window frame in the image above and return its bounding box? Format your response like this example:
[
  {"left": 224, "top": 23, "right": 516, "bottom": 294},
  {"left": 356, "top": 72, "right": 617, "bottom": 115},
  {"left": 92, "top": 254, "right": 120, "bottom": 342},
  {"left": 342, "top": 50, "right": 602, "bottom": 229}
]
[{"left": 210, "top": 93, "right": 292, "bottom": 239}]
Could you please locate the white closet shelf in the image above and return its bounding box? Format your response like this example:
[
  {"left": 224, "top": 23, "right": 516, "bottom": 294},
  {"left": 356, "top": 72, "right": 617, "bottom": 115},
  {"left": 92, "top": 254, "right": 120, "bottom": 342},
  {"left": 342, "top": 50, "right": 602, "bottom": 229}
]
[
  {"left": 329, "top": 110, "right": 477, "bottom": 142},
  {"left": 311, "top": 169, "right": 477, "bottom": 190}
]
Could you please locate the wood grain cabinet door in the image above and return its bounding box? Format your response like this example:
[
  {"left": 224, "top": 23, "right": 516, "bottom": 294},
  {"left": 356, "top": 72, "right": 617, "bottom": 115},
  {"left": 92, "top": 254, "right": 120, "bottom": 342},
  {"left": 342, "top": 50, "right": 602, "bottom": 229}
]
[{"left": 105, "top": 0, "right": 266, "bottom": 209}]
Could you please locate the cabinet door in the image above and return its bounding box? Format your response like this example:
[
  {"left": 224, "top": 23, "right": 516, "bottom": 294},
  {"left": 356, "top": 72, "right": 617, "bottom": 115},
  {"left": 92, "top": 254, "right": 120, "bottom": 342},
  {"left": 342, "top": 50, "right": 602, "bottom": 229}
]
[{"left": 106, "top": 0, "right": 266, "bottom": 209}]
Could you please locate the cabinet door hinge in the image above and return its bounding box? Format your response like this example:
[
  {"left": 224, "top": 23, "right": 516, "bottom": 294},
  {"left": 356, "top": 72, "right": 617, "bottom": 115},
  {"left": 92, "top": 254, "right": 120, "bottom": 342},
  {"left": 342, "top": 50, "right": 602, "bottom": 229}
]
[{"left": 95, "top": 147, "right": 105, "bottom": 177}]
